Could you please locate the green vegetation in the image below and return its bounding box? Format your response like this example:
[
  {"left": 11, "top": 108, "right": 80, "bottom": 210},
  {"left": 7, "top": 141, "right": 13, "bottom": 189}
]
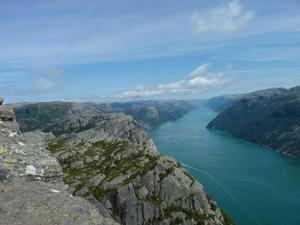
[
  {"left": 170, "top": 217, "right": 184, "bottom": 225},
  {"left": 147, "top": 204, "right": 209, "bottom": 225},
  {"left": 0, "top": 146, "right": 8, "bottom": 154},
  {"left": 159, "top": 167, "right": 174, "bottom": 180},
  {"left": 48, "top": 138, "right": 160, "bottom": 201},
  {"left": 210, "top": 201, "right": 217, "bottom": 211},
  {"left": 3, "top": 159, "right": 14, "bottom": 165},
  {"left": 48, "top": 141, "right": 65, "bottom": 153},
  {"left": 147, "top": 194, "right": 162, "bottom": 205},
  {"left": 182, "top": 170, "right": 195, "bottom": 186}
]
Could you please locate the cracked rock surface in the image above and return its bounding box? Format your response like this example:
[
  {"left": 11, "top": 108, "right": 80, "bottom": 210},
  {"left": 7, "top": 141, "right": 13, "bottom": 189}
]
[{"left": 0, "top": 101, "right": 119, "bottom": 225}]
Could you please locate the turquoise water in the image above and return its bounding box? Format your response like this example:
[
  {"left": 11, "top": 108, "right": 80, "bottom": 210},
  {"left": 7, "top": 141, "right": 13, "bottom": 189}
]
[{"left": 149, "top": 107, "right": 300, "bottom": 225}]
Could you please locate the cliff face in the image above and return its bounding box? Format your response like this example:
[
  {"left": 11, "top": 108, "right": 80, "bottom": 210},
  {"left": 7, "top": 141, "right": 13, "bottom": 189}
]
[
  {"left": 48, "top": 112, "right": 233, "bottom": 225},
  {"left": 9, "top": 100, "right": 234, "bottom": 225},
  {"left": 207, "top": 86, "right": 300, "bottom": 157},
  {"left": 205, "top": 95, "right": 244, "bottom": 113},
  {"left": 0, "top": 101, "right": 119, "bottom": 225}
]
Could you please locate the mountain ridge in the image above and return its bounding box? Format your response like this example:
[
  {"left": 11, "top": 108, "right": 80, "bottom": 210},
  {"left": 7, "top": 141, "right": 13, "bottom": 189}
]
[{"left": 207, "top": 86, "right": 300, "bottom": 158}]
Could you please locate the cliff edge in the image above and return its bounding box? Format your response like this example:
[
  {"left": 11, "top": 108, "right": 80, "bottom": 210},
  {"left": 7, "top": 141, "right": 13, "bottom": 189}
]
[{"left": 0, "top": 98, "right": 119, "bottom": 225}]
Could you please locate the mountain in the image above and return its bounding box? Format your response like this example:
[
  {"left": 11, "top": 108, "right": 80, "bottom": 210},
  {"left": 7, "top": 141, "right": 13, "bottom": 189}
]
[
  {"left": 2, "top": 98, "right": 234, "bottom": 225},
  {"left": 207, "top": 86, "right": 300, "bottom": 158},
  {"left": 13, "top": 101, "right": 116, "bottom": 136},
  {"left": 95, "top": 100, "right": 201, "bottom": 128},
  {"left": 204, "top": 94, "right": 244, "bottom": 113},
  {"left": 12, "top": 100, "right": 200, "bottom": 133}
]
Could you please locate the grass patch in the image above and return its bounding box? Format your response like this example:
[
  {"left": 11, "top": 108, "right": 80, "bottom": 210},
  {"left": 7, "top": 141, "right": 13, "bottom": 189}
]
[
  {"left": 0, "top": 146, "right": 8, "bottom": 154},
  {"left": 159, "top": 167, "right": 174, "bottom": 181}
]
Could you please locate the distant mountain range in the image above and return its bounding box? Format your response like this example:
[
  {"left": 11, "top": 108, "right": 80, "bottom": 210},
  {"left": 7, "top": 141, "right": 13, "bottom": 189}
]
[
  {"left": 12, "top": 100, "right": 201, "bottom": 134},
  {"left": 207, "top": 86, "right": 300, "bottom": 158}
]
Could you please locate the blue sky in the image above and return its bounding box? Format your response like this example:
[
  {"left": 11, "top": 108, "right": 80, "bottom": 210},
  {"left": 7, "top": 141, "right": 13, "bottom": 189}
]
[{"left": 1, "top": 0, "right": 300, "bottom": 102}]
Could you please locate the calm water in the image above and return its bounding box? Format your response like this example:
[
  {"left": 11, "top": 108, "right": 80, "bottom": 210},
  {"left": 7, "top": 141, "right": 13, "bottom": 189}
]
[{"left": 149, "top": 107, "right": 300, "bottom": 225}]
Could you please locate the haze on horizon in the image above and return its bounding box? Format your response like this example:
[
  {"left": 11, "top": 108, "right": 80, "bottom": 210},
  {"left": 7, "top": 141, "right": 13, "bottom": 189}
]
[{"left": 1, "top": 0, "right": 300, "bottom": 103}]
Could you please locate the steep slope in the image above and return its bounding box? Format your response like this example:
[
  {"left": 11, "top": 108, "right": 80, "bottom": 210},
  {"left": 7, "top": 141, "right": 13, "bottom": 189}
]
[
  {"left": 48, "top": 114, "right": 233, "bottom": 225},
  {"left": 205, "top": 95, "right": 244, "bottom": 113},
  {"left": 0, "top": 100, "right": 119, "bottom": 225},
  {"left": 207, "top": 86, "right": 300, "bottom": 157}
]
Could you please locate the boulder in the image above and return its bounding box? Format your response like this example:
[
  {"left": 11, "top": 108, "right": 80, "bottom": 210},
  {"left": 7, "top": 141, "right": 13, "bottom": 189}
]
[{"left": 0, "top": 106, "right": 16, "bottom": 121}]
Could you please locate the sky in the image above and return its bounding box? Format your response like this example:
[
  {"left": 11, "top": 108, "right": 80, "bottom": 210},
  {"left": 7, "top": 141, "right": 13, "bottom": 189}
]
[{"left": 1, "top": 0, "right": 300, "bottom": 103}]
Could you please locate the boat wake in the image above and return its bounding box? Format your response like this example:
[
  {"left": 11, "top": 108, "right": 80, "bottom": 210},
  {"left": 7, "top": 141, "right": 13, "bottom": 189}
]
[{"left": 181, "top": 162, "right": 261, "bottom": 225}]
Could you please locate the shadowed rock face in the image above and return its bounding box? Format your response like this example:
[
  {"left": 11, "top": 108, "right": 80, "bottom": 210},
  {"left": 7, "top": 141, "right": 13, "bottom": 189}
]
[
  {"left": 0, "top": 99, "right": 120, "bottom": 225},
  {"left": 205, "top": 94, "right": 244, "bottom": 113},
  {"left": 207, "top": 86, "right": 300, "bottom": 158},
  {"left": 0, "top": 96, "right": 3, "bottom": 105}
]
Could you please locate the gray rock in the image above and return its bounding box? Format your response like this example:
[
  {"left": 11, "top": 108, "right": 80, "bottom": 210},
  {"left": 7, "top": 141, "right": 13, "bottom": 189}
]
[
  {"left": 70, "top": 160, "right": 84, "bottom": 169},
  {"left": 89, "top": 174, "right": 106, "bottom": 187},
  {"left": 0, "top": 97, "right": 3, "bottom": 105},
  {"left": 9, "top": 101, "right": 234, "bottom": 225},
  {"left": 138, "top": 186, "right": 149, "bottom": 199},
  {"left": 0, "top": 164, "right": 9, "bottom": 181},
  {"left": 51, "top": 136, "right": 233, "bottom": 225},
  {"left": 0, "top": 180, "right": 119, "bottom": 225},
  {"left": 0, "top": 108, "right": 120, "bottom": 225},
  {"left": 0, "top": 106, "right": 16, "bottom": 121}
]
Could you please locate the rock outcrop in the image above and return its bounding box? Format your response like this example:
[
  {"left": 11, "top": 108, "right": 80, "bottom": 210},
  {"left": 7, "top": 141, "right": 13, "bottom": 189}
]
[
  {"left": 6, "top": 98, "right": 234, "bottom": 225},
  {"left": 47, "top": 112, "right": 234, "bottom": 225},
  {"left": 0, "top": 99, "right": 119, "bottom": 225},
  {"left": 207, "top": 86, "right": 300, "bottom": 158}
]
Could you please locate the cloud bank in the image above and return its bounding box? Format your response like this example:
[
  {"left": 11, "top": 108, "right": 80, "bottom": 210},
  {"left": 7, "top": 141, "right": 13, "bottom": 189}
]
[
  {"left": 192, "top": 0, "right": 254, "bottom": 33},
  {"left": 115, "top": 63, "right": 226, "bottom": 100}
]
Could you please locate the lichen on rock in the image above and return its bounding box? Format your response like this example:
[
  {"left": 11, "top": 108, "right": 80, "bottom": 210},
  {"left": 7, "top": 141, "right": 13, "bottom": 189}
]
[
  {"left": 48, "top": 114, "right": 234, "bottom": 225},
  {"left": 0, "top": 98, "right": 120, "bottom": 225}
]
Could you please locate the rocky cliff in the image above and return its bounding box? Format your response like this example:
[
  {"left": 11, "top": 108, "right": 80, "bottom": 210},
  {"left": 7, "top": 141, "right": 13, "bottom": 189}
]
[
  {"left": 4, "top": 98, "right": 234, "bottom": 225},
  {"left": 207, "top": 86, "right": 300, "bottom": 158},
  {"left": 204, "top": 95, "right": 243, "bottom": 113},
  {"left": 0, "top": 99, "right": 119, "bottom": 225},
  {"left": 48, "top": 119, "right": 233, "bottom": 225}
]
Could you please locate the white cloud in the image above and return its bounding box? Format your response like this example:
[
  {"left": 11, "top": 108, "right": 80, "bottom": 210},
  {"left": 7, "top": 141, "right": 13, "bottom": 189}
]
[
  {"left": 115, "top": 63, "right": 227, "bottom": 100},
  {"left": 191, "top": 0, "right": 254, "bottom": 33},
  {"left": 30, "top": 68, "right": 68, "bottom": 93},
  {"left": 32, "top": 78, "right": 63, "bottom": 92},
  {"left": 189, "top": 63, "right": 211, "bottom": 77}
]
